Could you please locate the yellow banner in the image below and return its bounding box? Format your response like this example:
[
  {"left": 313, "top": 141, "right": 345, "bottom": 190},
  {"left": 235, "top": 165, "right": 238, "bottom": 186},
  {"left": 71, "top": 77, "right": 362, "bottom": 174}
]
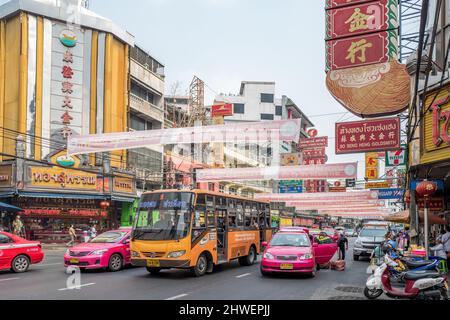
[
  {"left": 365, "top": 152, "right": 379, "bottom": 180},
  {"left": 280, "top": 218, "right": 293, "bottom": 226},
  {"left": 30, "top": 166, "right": 99, "bottom": 191},
  {"left": 113, "top": 177, "right": 135, "bottom": 194},
  {"left": 365, "top": 182, "right": 389, "bottom": 189}
]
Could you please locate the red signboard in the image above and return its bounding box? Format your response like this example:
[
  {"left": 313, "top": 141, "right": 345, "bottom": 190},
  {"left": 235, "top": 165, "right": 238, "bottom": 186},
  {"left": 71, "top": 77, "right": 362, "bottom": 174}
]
[
  {"left": 299, "top": 136, "right": 328, "bottom": 149},
  {"left": 335, "top": 117, "right": 400, "bottom": 154},
  {"left": 326, "top": 0, "right": 393, "bottom": 40},
  {"left": 327, "top": 31, "right": 391, "bottom": 70},
  {"left": 303, "top": 158, "right": 326, "bottom": 165},
  {"left": 302, "top": 148, "right": 326, "bottom": 158},
  {"left": 326, "top": 0, "right": 374, "bottom": 9},
  {"left": 211, "top": 103, "right": 233, "bottom": 117},
  {"left": 417, "top": 198, "right": 445, "bottom": 212}
]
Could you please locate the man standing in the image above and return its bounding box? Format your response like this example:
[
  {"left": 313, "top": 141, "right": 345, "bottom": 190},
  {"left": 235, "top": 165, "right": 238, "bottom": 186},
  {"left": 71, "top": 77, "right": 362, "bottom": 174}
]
[
  {"left": 12, "top": 215, "right": 24, "bottom": 237},
  {"left": 441, "top": 225, "right": 450, "bottom": 268},
  {"left": 67, "top": 225, "right": 76, "bottom": 247},
  {"left": 338, "top": 232, "right": 349, "bottom": 260}
]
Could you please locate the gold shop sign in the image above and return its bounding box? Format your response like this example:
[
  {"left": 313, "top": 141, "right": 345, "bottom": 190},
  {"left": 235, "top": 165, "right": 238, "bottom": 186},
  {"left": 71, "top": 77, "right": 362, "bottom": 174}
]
[
  {"left": 0, "top": 165, "right": 13, "bottom": 188},
  {"left": 421, "top": 86, "right": 450, "bottom": 164},
  {"left": 30, "top": 167, "right": 99, "bottom": 191},
  {"left": 113, "top": 177, "right": 135, "bottom": 194}
]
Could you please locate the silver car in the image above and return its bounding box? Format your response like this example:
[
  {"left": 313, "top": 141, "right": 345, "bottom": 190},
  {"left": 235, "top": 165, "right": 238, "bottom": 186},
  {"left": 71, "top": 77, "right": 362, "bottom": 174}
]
[{"left": 353, "top": 227, "right": 388, "bottom": 261}]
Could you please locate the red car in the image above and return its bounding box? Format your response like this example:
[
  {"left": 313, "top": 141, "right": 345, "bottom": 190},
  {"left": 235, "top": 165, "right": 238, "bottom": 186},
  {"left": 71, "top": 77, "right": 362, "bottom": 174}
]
[
  {"left": 260, "top": 229, "right": 337, "bottom": 277},
  {"left": 64, "top": 228, "right": 132, "bottom": 272},
  {"left": 0, "top": 231, "right": 44, "bottom": 273}
]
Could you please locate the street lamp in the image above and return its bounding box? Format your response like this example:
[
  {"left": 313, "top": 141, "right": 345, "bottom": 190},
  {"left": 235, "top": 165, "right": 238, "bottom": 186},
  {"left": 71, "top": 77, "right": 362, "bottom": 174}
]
[{"left": 415, "top": 180, "right": 437, "bottom": 260}]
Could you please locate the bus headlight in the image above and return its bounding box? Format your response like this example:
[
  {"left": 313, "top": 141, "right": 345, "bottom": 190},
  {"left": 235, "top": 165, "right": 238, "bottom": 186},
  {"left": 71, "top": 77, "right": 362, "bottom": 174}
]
[
  {"left": 167, "top": 250, "right": 186, "bottom": 258},
  {"left": 131, "top": 251, "right": 140, "bottom": 258}
]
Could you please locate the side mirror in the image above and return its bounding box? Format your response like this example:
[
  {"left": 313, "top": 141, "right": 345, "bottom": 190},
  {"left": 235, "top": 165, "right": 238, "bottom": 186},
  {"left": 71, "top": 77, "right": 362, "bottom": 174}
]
[
  {"left": 261, "top": 241, "right": 268, "bottom": 248},
  {"left": 124, "top": 239, "right": 130, "bottom": 245}
]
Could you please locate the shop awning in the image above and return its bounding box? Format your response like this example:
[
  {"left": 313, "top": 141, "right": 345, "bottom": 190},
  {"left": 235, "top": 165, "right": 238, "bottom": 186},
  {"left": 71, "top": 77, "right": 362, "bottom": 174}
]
[
  {"left": 0, "top": 201, "right": 23, "bottom": 212},
  {"left": 18, "top": 192, "right": 107, "bottom": 200},
  {"left": 111, "top": 195, "right": 137, "bottom": 203},
  {"left": 384, "top": 210, "right": 447, "bottom": 225},
  {"left": 0, "top": 192, "right": 14, "bottom": 198}
]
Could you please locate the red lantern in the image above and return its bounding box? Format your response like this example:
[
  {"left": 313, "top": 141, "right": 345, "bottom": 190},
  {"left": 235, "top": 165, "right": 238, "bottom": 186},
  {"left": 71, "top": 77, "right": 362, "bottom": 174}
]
[
  {"left": 415, "top": 181, "right": 437, "bottom": 198},
  {"left": 100, "top": 201, "right": 111, "bottom": 209}
]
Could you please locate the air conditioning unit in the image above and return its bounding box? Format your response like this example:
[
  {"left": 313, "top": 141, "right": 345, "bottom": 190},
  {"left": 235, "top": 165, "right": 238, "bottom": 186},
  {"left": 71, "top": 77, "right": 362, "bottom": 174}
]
[{"left": 406, "top": 52, "right": 439, "bottom": 77}]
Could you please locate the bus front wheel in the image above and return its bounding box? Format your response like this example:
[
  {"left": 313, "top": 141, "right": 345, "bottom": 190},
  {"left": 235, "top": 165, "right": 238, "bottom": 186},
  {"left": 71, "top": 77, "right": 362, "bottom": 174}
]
[
  {"left": 146, "top": 267, "right": 162, "bottom": 275},
  {"left": 191, "top": 254, "right": 208, "bottom": 277}
]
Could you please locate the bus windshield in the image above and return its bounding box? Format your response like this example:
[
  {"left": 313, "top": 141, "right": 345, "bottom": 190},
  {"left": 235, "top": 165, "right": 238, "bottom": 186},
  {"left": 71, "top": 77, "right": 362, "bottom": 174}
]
[{"left": 133, "top": 192, "right": 194, "bottom": 241}]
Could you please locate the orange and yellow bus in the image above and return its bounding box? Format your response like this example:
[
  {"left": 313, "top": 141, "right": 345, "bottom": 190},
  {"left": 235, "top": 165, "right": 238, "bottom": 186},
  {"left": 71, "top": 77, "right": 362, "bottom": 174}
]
[{"left": 130, "top": 189, "right": 272, "bottom": 276}]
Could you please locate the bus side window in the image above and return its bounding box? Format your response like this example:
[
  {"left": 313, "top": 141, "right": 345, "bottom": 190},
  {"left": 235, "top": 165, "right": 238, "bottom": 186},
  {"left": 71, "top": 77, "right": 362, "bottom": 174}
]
[{"left": 194, "top": 207, "right": 206, "bottom": 228}]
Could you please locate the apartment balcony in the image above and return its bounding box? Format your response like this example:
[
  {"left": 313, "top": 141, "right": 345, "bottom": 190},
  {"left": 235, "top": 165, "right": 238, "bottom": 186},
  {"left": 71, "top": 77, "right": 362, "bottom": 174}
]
[
  {"left": 130, "top": 94, "right": 164, "bottom": 123},
  {"left": 130, "top": 59, "right": 164, "bottom": 96}
]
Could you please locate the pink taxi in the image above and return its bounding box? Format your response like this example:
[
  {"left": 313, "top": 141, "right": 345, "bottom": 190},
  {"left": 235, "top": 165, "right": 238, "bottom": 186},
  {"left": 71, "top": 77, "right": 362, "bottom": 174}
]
[
  {"left": 260, "top": 229, "right": 337, "bottom": 277},
  {"left": 64, "top": 228, "right": 131, "bottom": 272}
]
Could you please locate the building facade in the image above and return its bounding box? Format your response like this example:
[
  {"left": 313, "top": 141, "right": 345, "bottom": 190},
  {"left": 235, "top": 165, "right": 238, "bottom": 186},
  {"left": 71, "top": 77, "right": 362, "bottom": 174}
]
[
  {"left": 0, "top": 0, "right": 140, "bottom": 241},
  {"left": 407, "top": 0, "right": 450, "bottom": 239},
  {"left": 214, "top": 81, "right": 315, "bottom": 197}
]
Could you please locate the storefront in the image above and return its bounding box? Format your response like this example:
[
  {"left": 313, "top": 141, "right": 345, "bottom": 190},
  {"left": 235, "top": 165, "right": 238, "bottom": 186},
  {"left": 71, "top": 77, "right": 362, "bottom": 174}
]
[
  {"left": 408, "top": 84, "right": 450, "bottom": 241},
  {"left": 1, "top": 160, "right": 138, "bottom": 243}
]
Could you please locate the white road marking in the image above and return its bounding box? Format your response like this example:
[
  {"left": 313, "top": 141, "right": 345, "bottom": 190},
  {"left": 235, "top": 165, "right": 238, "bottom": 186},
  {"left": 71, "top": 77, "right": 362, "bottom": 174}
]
[
  {"left": 0, "top": 277, "right": 20, "bottom": 282},
  {"left": 58, "top": 283, "right": 96, "bottom": 291},
  {"left": 236, "top": 273, "right": 251, "bottom": 278},
  {"left": 165, "top": 293, "right": 189, "bottom": 300},
  {"left": 36, "top": 263, "right": 63, "bottom": 267}
]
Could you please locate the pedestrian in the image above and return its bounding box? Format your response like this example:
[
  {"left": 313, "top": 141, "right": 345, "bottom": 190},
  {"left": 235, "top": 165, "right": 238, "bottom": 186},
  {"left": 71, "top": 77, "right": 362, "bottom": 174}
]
[
  {"left": 441, "top": 225, "right": 450, "bottom": 268},
  {"left": 337, "top": 232, "right": 348, "bottom": 260},
  {"left": 12, "top": 215, "right": 24, "bottom": 237},
  {"left": 90, "top": 224, "right": 97, "bottom": 239},
  {"left": 430, "top": 238, "right": 447, "bottom": 260},
  {"left": 66, "top": 225, "right": 76, "bottom": 247}
]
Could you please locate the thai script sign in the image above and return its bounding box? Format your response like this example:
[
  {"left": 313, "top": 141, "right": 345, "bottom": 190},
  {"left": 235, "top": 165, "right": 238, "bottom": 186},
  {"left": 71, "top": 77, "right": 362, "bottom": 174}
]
[
  {"left": 211, "top": 103, "right": 233, "bottom": 117},
  {"left": 375, "top": 188, "right": 405, "bottom": 200},
  {"left": 30, "top": 167, "right": 99, "bottom": 191},
  {"left": 299, "top": 137, "right": 328, "bottom": 149},
  {"left": 336, "top": 117, "right": 401, "bottom": 154}
]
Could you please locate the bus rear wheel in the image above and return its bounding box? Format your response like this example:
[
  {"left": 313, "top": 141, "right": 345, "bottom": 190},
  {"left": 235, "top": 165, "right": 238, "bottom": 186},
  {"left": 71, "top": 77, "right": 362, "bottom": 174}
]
[
  {"left": 239, "top": 246, "right": 256, "bottom": 266},
  {"left": 191, "top": 254, "right": 208, "bottom": 277}
]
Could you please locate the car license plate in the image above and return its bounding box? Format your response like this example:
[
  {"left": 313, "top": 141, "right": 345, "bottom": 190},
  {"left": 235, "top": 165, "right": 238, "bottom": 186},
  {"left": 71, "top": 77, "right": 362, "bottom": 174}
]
[
  {"left": 147, "top": 259, "right": 160, "bottom": 267},
  {"left": 366, "top": 249, "right": 373, "bottom": 254},
  {"left": 280, "top": 263, "right": 293, "bottom": 270},
  {"left": 69, "top": 258, "right": 79, "bottom": 264}
]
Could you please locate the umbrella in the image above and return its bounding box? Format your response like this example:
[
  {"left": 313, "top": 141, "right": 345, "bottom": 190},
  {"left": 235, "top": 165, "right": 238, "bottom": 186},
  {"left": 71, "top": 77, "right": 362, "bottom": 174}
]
[{"left": 0, "top": 202, "right": 23, "bottom": 213}]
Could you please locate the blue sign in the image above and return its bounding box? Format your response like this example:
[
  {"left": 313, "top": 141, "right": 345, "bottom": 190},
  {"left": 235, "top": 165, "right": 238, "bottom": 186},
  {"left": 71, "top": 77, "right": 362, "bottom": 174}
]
[
  {"left": 410, "top": 180, "right": 444, "bottom": 191},
  {"left": 374, "top": 188, "right": 405, "bottom": 200},
  {"left": 279, "top": 186, "right": 303, "bottom": 194}
]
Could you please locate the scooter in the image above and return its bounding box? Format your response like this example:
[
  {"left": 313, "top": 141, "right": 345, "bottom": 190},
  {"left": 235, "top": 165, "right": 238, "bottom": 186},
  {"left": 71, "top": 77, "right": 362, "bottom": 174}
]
[{"left": 365, "top": 254, "right": 449, "bottom": 300}]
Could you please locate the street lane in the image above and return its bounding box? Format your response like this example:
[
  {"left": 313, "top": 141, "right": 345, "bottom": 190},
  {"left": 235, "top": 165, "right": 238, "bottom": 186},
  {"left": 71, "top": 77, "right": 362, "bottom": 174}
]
[{"left": 0, "top": 238, "right": 371, "bottom": 300}]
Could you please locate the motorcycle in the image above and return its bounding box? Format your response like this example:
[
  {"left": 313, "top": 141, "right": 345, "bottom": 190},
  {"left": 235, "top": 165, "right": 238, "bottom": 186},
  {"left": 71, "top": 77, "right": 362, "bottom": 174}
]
[{"left": 365, "top": 254, "right": 449, "bottom": 300}]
